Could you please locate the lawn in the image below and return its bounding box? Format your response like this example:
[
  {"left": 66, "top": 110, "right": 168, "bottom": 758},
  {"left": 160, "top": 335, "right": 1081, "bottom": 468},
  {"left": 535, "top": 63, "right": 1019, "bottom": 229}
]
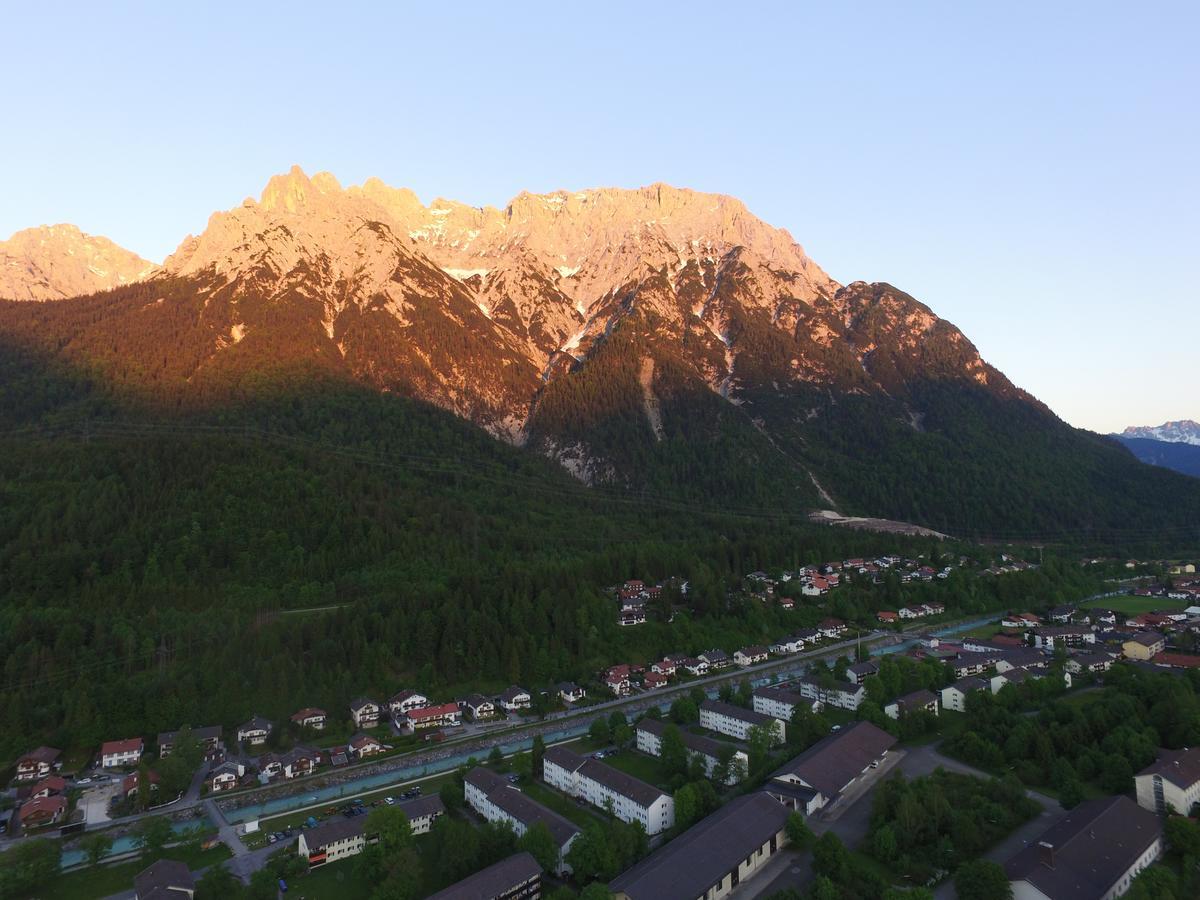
[
  {"left": 961, "top": 621, "right": 1004, "bottom": 639},
  {"left": 287, "top": 857, "right": 375, "bottom": 899},
  {"left": 601, "top": 750, "right": 672, "bottom": 790},
  {"left": 1083, "top": 594, "right": 1186, "bottom": 615},
  {"left": 24, "top": 843, "right": 232, "bottom": 900},
  {"left": 521, "top": 782, "right": 601, "bottom": 829}
]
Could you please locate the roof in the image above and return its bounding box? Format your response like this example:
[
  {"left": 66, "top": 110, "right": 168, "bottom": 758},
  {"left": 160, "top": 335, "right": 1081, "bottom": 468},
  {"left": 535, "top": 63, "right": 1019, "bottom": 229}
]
[
  {"left": 465, "top": 767, "right": 579, "bottom": 847},
  {"left": 349, "top": 697, "right": 379, "bottom": 712},
  {"left": 31, "top": 775, "right": 67, "bottom": 794},
  {"left": 408, "top": 702, "right": 459, "bottom": 720},
  {"left": 700, "top": 699, "right": 777, "bottom": 727},
  {"left": 18, "top": 795, "right": 66, "bottom": 822},
  {"left": 579, "top": 758, "right": 668, "bottom": 809},
  {"left": 389, "top": 689, "right": 426, "bottom": 703},
  {"left": 753, "top": 686, "right": 808, "bottom": 708},
  {"left": 499, "top": 686, "right": 530, "bottom": 702},
  {"left": 305, "top": 814, "right": 366, "bottom": 850},
  {"left": 20, "top": 746, "right": 61, "bottom": 764},
  {"left": 134, "top": 858, "right": 195, "bottom": 899},
  {"left": 609, "top": 793, "right": 790, "bottom": 900},
  {"left": 771, "top": 721, "right": 896, "bottom": 799},
  {"left": 291, "top": 707, "right": 327, "bottom": 721},
  {"left": 637, "top": 718, "right": 741, "bottom": 760},
  {"left": 101, "top": 737, "right": 143, "bottom": 755},
  {"left": 157, "top": 725, "right": 222, "bottom": 745},
  {"left": 795, "top": 675, "right": 864, "bottom": 696},
  {"left": 1137, "top": 747, "right": 1200, "bottom": 791},
  {"left": 240, "top": 716, "right": 272, "bottom": 731},
  {"left": 426, "top": 851, "right": 541, "bottom": 900},
  {"left": 949, "top": 676, "right": 988, "bottom": 693},
  {"left": 738, "top": 645, "right": 768, "bottom": 656},
  {"left": 891, "top": 689, "right": 938, "bottom": 710},
  {"left": 847, "top": 660, "right": 880, "bottom": 677},
  {"left": 1153, "top": 652, "right": 1200, "bottom": 669},
  {"left": 1128, "top": 632, "right": 1165, "bottom": 647},
  {"left": 543, "top": 745, "right": 586, "bottom": 773},
  {"left": 400, "top": 794, "right": 445, "bottom": 820},
  {"left": 1004, "top": 796, "right": 1161, "bottom": 899}
]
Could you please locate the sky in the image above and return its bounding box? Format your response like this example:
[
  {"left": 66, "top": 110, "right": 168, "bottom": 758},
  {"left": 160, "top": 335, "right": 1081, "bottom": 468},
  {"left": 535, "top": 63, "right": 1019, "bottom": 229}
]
[{"left": 1, "top": 1, "right": 1196, "bottom": 433}]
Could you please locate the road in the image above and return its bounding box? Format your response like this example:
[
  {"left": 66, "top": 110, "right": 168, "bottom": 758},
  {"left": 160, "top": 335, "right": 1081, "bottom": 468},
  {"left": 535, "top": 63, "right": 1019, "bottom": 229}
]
[{"left": 742, "top": 742, "right": 1069, "bottom": 900}]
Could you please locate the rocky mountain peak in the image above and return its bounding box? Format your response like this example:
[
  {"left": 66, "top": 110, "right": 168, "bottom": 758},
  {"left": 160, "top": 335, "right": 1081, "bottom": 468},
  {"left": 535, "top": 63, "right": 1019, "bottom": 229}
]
[{"left": 0, "top": 224, "right": 157, "bottom": 301}]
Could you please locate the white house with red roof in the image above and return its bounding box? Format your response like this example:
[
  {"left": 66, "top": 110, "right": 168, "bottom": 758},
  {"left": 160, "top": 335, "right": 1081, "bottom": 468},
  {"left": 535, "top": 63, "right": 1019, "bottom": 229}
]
[{"left": 101, "top": 738, "right": 143, "bottom": 769}]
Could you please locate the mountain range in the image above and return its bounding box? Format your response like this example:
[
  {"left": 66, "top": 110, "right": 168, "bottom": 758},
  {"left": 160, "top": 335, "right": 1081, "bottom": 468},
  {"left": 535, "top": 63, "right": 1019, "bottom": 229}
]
[
  {"left": 1, "top": 166, "right": 1198, "bottom": 540},
  {"left": 1121, "top": 420, "right": 1200, "bottom": 446}
]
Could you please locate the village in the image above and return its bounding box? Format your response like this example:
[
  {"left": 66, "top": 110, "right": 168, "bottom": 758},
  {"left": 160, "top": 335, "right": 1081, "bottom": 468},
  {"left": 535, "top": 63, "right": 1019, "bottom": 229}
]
[{"left": 4, "top": 557, "right": 1200, "bottom": 898}]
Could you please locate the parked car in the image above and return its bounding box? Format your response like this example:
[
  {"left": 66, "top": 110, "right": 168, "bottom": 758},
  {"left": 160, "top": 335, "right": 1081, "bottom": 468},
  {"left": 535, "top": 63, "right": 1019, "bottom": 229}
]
[
  {"left": 267, "top": 834, "right": 278, "bottom": 844},
  {"left": 384, "top": 797, "right": 396, "bottom": 805}
]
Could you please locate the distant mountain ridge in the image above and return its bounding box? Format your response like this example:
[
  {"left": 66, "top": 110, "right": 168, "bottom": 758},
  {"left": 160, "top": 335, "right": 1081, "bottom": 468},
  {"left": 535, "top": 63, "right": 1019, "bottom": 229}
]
[
  {"left": 0, "top": 224, "right": 156, "bottom": 301},
  {"left": 1121, "top": 420, "right": 1200, "bottom": 446},
  {"left": 1, "top": 166, "right": 1198, "bottom": 537},
  {"left": 1112, "top": 435, "right": 1200, "bottom": 479}
]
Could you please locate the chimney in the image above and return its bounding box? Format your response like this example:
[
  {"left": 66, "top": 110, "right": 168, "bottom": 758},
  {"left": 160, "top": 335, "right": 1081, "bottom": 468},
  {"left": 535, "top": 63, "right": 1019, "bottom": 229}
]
[{"left": 1038, "top": 841, "right": 1055, "bottom": 869}]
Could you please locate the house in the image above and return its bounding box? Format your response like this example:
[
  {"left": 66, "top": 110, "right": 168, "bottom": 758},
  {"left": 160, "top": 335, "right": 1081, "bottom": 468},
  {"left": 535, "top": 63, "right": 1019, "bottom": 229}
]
[
  {"left": 1123, "top": 632, "right": 1167, "bottom": 660},
  {"left": 17, "top": 795, "right": 67, "bottom": 829},
  {"left": 15, "top": 747, "right": 60, "bottom": 782},
  {"left": 940, "top": 676, "right": 989, "bottom": 712},
  {"left": 543, "top": 746, "right": 675, "bottom": 834},
  {"left": 898, "top": 606, "right": 925, "bottom": 620},
  {"left": 604, "top": 664, "right": 634, "bottom": 696},
  {"left": 297, "top": 815, "right": 379, "bottom": 867},
  {"left": 763, "top": 722, "right": 896, "bottom": 816},
  {"left": 700, "top": 650, "right": 732, "bottom": 669},
  {"left": 134, "top": 858, "right": 195, "bottom": 899},
  {"left": 635, "top": 718, "right": 749, "bottom": 785},
  {"left": 643, "top": 672, "right": 669, "bottom": 690},
  {"left": 734, "top": 645, "right": 769, "bottom": 667},
  {"left": 425, "top": 852, "right": 542, "bottom": 900},
  {"left": 1135, "top": 747, "right": 1200, "bottom": 815},
  {"left": 877, "top": 611, "right": 898, "bottom": 624},
  {"left": 1065, "top": 651, "right": 1116, "bottom": 674},
  {"left": 619, "top": 606, "right": 648, "bottom": 626},
  {"left": 818, "top": 618, "right": 847, "bottom": 639},
  {"left": 398, "top": 795, "right": 446, "bottom": 835},
  {"left": 651, "top": 658, "right": 678, "bottom": 676},
  {"left": 1004, "top": 796, "right": 1161, "bottom": 900},
  {"left": 498, "top": 686, "right": 532, "bottom": 712},
  {"left": 682, "top": 657, "right": 710, "bottom": 677},
  {"left": 557, "top": 682, "right": 586, "bottom": 704},
  {"left": 157, "top": 726, "right": 222, "bottom": 759},
  {"left": 237, "top": 716, "right": 273, "bottom": 746},
  {"left": 1001, "top": 612, "right": 1041, "bottom": 629},
  {"left": 462, "top": 694, "right": 497, "bottom": 721},
  {"left": 388, "top": 690, "right": 429, "bottom": 716},
  {"left": 208, "top": 762, "right": 244, "bottom": 793},
  {"left": 349, "top": 734, "right": 385, "bottom": 759},
  {"left": 752, "top": 686, "right": 818, "bottom": 721},
  {"left": 290, "top": 708, "right": 327, "bottom": 730},
  {"left": 770, "top": 635, "right": 805, "bottom": 655},
  {"left": 795, "top": 675, "right": 865, "bottom": 711},
  {"left": 349, "top": 697, "right": 382, "bottom": 729},
  {"left": 995, "top": 648, "right": 1051, "bottom": 672},
  {"left": 405, "top": 702, "right": 461, "bottom": 730},
  {"left": 948, "top": 651, "right": 1004, "bottom": 679},
  {"left": 280, "top": 746, "right": 322, "bottom": 778},
  {"left": 609, "top": 793, "right": 792, "bottom": 900},
  {"left": 122, "top": 769, "right": 161, "bottom": 800},
  {"left": 1047, "top": 604, "right": 1078, "bottom": 623},
  {"left": 699, "top": 700, "right": 785, "bottom": 744},
  {"left": 845, "top": 660, "right": 880, "bottom": 684},
  {"left": 101, "top": 737, "right": 144, "bottom": 769},
  {"left": 29, "top": 775, "right": 67, "bottom": 799},
  {"left": 1031, "top": 626, "right": 1095, "bottom": 650},
  {"left": 884, "top": 689, "right": 939, "bottom": 720},
  {"left": 465, "top": 767, "right": 580, "bottom": 875}
]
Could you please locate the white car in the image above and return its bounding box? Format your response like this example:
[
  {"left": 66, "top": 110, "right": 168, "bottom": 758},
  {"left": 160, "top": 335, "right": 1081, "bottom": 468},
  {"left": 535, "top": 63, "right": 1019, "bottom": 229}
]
[
  {"left": 76, "top": 778, "right": 93, "bottom": 786},
  {"left": 384, "top": 797, "right": 396, "bottom": 805}
]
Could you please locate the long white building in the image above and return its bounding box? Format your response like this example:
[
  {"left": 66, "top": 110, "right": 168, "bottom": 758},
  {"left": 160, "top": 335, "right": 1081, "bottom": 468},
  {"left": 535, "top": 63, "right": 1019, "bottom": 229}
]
[
  {"left": 699, "top": 700, "right": 785, "bottom": 743},
  {"left": 543, "top": 746, "right": 674, "bottom": 834},
  {"left": 465, "top": 767, "right": 580, "bottom": 875},
  {"left": 635, "top": 718, "right": 748, "bottom": 784},
  {"left": 752, "top": 687, "right": 817, "bottom": 722}
]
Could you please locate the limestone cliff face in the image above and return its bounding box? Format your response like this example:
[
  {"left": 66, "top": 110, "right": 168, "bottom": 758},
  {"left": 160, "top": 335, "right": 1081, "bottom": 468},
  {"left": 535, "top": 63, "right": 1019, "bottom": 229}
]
[
  {"left": 0, "top": 224, "right": 156, "bottom": 301},
  {"left": 0, "top": 165, "right": 1024, "bottom": 461}
]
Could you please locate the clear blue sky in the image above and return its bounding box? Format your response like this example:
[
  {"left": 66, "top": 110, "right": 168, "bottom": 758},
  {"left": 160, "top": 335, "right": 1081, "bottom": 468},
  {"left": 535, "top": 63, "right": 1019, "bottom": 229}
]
[{"left": 2, "top": 1, "right": 1196, "bottom": 433}]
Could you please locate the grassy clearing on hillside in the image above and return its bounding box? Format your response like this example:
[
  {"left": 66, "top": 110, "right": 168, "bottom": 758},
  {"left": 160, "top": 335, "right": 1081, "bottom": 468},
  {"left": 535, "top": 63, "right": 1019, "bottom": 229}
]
[{"left": 1083, "top": 595, "right": 1186, "bottom": 615}]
